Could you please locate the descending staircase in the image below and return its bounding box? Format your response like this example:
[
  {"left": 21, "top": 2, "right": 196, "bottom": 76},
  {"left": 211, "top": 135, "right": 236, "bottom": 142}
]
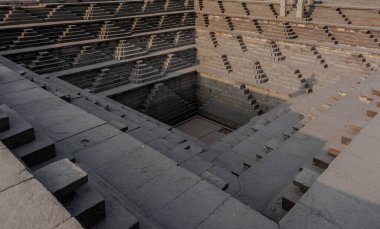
[
  {"left": 140, "top": 83, "right": 197, "bottom": 125},
  {"left": 72, "top": 46, "right": 112, "bottom": 67},
  {"left": 199, "top": 83, "right": 262, "bottom": 129},
  {"left": 90, "top": 68, "right": 130, "bottom": 93},
  {"left": 221, "top": 54, "right": 233, "bottom": 73},
  {"left": 242, "top": 2, "right": 250, "bottom": 15},
  {"left": 114, "top": 40, "right": 147, "bottom": 60},
  {"left": 310, "top": 46, "right": 329, "bottom": 68},
  {"left": 268, "top": 41, "right": 286, "bottom": 61}
]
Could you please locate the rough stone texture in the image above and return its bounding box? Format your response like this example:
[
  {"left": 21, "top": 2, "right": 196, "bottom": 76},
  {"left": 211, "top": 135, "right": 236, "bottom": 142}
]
[
  {"left": 0, "top": 147, "right": 32, "bottom": 192},
  {"left": 198, "top": 197, "right": 279, "bottom": 229},
  {"left": 152, "top": 180, "right": 230, "bottom": 229},
  {"left": 34, "top": 159, "right": 88, "bottom": 199}
]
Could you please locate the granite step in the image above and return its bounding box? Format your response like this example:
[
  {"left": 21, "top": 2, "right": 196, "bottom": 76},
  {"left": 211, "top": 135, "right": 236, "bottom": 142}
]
[
  {"left": 0, "top": 111, "right": 10, "bottom": 132},
  {"left": 63, "top": 184, "right": 106, "bottom": 228},
  {"left": 12, "top": 131, "right": 56, "bottom": 167},
  {"left": 34, "top": 159, "right": 88, "bottom": 200},
  {"left": 0, "top": 104, "right": 35, "bottom": 149}
]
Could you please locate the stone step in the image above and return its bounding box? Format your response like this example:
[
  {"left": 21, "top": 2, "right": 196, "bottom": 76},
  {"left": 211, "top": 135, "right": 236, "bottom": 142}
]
[
  {"left": 0, "top": 104, "right": 35, "bottom": 149},
  {"left": 0, "top": 111, "right": 10, "bottom": 132},
  {"left": 63, "top": 184, "right": 105, "bottom": 228},
  {"left": 292, "top": 167, "right": 319, "bottom": 192},
  {"left": 313, "top": 150, "right": 334, "bottom": 170},
  {"left": 34, "top": 159, "right": 88, "bottom": 200},
  {"left": 12, "top": 131, "right": 56, "bottom": 167},
  {"left": 281, "top": 183, "right": 302, "bottom": 211}
]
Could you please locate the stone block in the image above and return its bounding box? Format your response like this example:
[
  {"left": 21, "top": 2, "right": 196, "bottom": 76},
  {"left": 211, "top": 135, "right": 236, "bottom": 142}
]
[
  {"left": 0, "top": 111, "right": 10, "bottom": 132},
  {"left": 13, "top": 131, "right": 55, "bottom": 167},
  {"left": 293, "top": 167, "right": 319, "bottom": 192},
  {"left": 0, "top": 104, "right": 35, "bottom": 149},
  {"left": 63, "top": 185, "right": 105, "bottom": 228},
  {"left": 34, "top": 159, "right": 88, "bottom": 199}
]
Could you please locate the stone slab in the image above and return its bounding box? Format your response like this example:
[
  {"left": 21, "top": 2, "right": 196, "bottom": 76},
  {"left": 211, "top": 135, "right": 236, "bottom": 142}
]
[
  {"left": 280, "top": 204, "right": 340, "bottom": 229},
  {"left": 42, "top": 113, "right": 105, "bottom": 141},
  {"left": 57, "top": 124, "right": 121, "bottom": 155},
  {"left": 0, "top": 87, "right": 53, "bottom": 108},
  {"left": 0, "top": 179, "right": 72, "bottom": 229},
  {"left": 0, "top": 147, "right": 33, "bottom": 192},
  {"left": 129, "top": 165, "right": 200, "bottom": 215},
  {"left": 76, "top": 134, "right": 176, "bottom": 194},
  {"left": 0, "top": 79, "right": 37, "bottom": 96},
  {"left": 34, "top": 159, "right": 88, "bottom": 199},
  {"left": 197, "top": 197, "right": 279, "bottom": 229},
  {"left": 152, "top": 180, "right": 230, "bottom": 229}
]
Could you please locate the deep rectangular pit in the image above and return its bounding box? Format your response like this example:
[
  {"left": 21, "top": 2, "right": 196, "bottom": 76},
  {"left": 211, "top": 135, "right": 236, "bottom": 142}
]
[{"left": 110, "top": 72, "right": 283, "bottom": 142}]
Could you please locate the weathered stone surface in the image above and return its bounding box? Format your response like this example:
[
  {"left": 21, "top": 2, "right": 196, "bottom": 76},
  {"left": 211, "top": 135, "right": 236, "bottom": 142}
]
[
  {"left": 293, "top": 168, "right": 319, "bottom": 192},
  {"left": 57, "top": 124, "right": 121, "bottom": 155},
  {"left": 34, "top": 159, "right": 88, "bottom": 199},
  {"left": 55, "top": 218, "right": 83, "bottom": 229},
  {"left": 129, "top": 166, "right": 200, "bottom": 215},
  {"left": 0, "top": 147, "right": 33, "bottom": 192},
  {"left": 280, "top": 204, "right": 340, "bottom": 229},
  {"left": 0, "top": 179, "right": 73, "bottom": 229},
  {"left": 197, "top": 197, "right": 279, "bottom": 229},
  {"left": 152, "top": 180, "right": 230, "bottom": 229},
  {"left": 63, "top": 185, "right": 105, "bottom": 228}
]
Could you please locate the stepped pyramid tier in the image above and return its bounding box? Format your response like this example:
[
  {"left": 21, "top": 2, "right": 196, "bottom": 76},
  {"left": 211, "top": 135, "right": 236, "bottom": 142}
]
[
  {"left": 140, "top": 83, "right": 197, "bottom": 125},
  {"left": 1, "top": 7, "right": 43, "bottom": 25},
  {"left": 90, "top": 68, "right": 129, "bottom": 93},
  {"left": 83, "top": 4, "right": 113, "bottom": 20},
  {"left": 45, "top": 5, "right": 81, "bottom": 21},
  {"left": 199, "top": 83, "right": 262, "bottom": 129},
  {"left": 27, "top": 51, "right": 70, "bottom": 74},
  {"left": 98, "top": 21, "right": 130, "bottom": 39},
  {"left": 72, "top": 45, "right": 112, "bottom": 67},
  {"left": 147, "top": 34, "right": 175, "bottom": 51},
  {"left": 115, "top": 2, "right": 144, "bottom": 16},
  {"left": 129, "top": 59, "right": 164, "bottom": 84},
  {"left": 113, "top": 40, "right": 148, "bottom": 60},
  {"left": 57, "top": 25, "right": 95, "bottom": 43},
  {"left": 11, "top": 28, "right": 53, "bottom": 49}
]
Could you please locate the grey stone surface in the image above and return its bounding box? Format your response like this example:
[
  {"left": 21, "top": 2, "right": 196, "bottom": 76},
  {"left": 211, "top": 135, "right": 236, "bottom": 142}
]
[
  {"left": 197, "top": 197, "right": 279, "bottom": 229},
  {"left": 63, "top": 185, "right": 105, "bottom": 228},
  {"left": 13, "top": 130, "right": 55, "bottom": 167},
  {"left": 153, "top": 180, "right": 230, "bottom": 229},
  {"left": 55, "top": 218, "right": 84, "bottom": 229},
  {"left": 0, "top": 147, "right": 33, "bottom": 192},
  {"left": 0, "top": 179, "right": 74, "bottom": 229},
  {"left": 34, "top": 159, "right": 88, "bottom": 199},
  {"left": 280, "top": 204, "right": 340, "bottom": 229},
  {"left": 57, "top": 124, "right": 121, "bottom": 155},
  {"left": 201, "top": 171, "right": 228, "bottom": 190},
  {"left": 293, "top": 168, "right": 319, "bottom": 192},
  {"left": 129, "top": 165, "right": 201, "bottom": 215},
  {"left": 0, "top": 104, "right": 35, "bottom": 149}
]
